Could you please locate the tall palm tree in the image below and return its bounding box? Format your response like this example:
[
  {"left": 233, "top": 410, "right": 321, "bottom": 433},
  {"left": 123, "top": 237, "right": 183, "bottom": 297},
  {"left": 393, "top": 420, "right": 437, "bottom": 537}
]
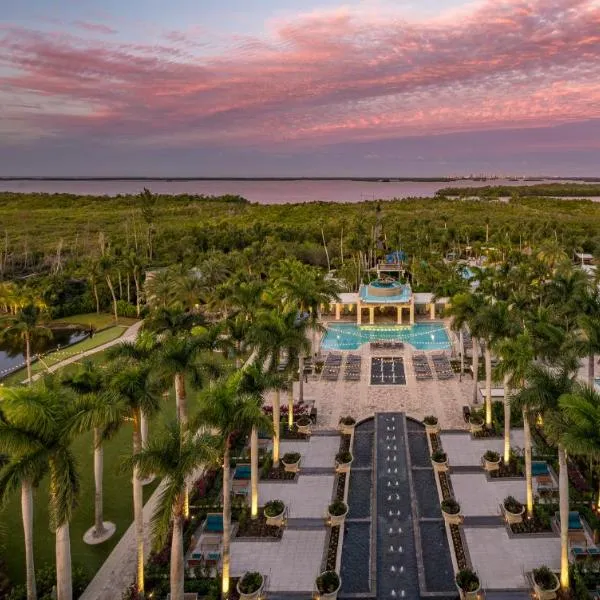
[
  {"left": 62, "top": 360, "right": 117, "bottom": 542},
  {"left": 236, "top": 363, "right": 278, "bottom": 519},
  {"left": 0, "top": 304, "right": 52, "bottom": 384},
  {"left": 557, "top": 384, "right": 600, "bottom": 506},
  {"left": 128, "top": 422, "right": 218, "bottom": 600},
  {"left": 494, "top": 333, "right": 534, "bottom": 469},
  {"left": 193, "top": 374, "right": 272, "bottom": 597},
  {"left": 104, "top": 363, "right": 162, "bottom": 596},
  {"left": 146, "top": 268, "right": 178, "bottom": 309},
  {"left": 577, "top": 312, "right": 600, "bottom": 386},
  {"left": 513, "top": 363, "right": 576, "bottom": 590},
  {"left": 0, "top": 383, "right": 81, "bottom": 600}
]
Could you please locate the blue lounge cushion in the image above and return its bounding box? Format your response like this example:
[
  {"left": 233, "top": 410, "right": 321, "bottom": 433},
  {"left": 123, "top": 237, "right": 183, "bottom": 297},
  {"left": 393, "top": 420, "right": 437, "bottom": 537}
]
[
  {"left": 205, "top": 514, "right": 224, "bottom": 533},
  {"left": 572, "top": 547, "right": 586, "bottom": 556},
  {"left": 588, "top": 547, "right": 600, "bottom": 555},
  {"left": 191, "top": 552, "right": 203, "bottom": 559},
  {"left": 234, "top": 465, "right": 251, "bottom": 480},
  {"left": 531, "top": 461, "right": 549, "bottom": 476},
  {"left": 569, "top": 511, "right": 583, "bottom": 530}
]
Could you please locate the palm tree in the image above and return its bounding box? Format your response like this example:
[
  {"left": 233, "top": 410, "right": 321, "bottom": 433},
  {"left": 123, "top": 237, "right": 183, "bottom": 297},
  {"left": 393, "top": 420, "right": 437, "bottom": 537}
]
[
  {"left": 0, "top": 304, "right": 52, "bottom": 384},
  {"left": 104, "top": 363, "right": 162, "bottom": 595},
  {"left": 99, "top": 255, "right": 119, "bottom": 324},
  {"left": 146, "top": 268, "right": 178, "bottom": 309},
  {"left": 128, "top": 422, "right": 218, "bottom": 600},
  {"left": 513, "top": 363, "right": 576, "bottom": 590},
  {"left": 558, "top": 384, "right": 600, "bottom": 506},
  {"left": 577, "top": 312, "right": 600, "bottom": 386},
  {"left": 193, "top": 374, "right": 272, "bottom": 597},
  {"left": 0, "top": 383, "right": 81, "bottom": 600},
  {"left": 494, "top": 333, "right": 534, "bottom": 469},
  {"left": 62, "top": 360, "right": 117, "bottom": 542},
  {"left": 236, "top": 363, "right": 278, "bottom": 519},
  {"left": 143, "top": 306, "right": 202, "bottom": 339}
]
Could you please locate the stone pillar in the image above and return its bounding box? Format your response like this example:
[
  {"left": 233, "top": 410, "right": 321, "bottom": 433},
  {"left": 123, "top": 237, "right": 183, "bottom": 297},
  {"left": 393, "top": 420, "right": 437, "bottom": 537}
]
[
  {"left": 430, "top": 302, "right": 435, "bottom": 320},
  {"left": 357, "top": 302, "right": 362, "bottom": 325},
  {"left": 369, "top": 306, "right": 375, "bottom": 325},
  {"left": 410, "top": 301, "right": 415, "bottom": 325},
  {"left": 397, "top": 306, "right": 402, "bottom": 325},
  {"left": 335, "top": 303, "right": 341, "bottom": 320}
]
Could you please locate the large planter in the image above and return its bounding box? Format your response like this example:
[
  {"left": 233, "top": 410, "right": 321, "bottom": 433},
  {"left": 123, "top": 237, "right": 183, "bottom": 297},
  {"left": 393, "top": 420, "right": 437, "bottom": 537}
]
[
  {"left": 457, "top": 583, "right": 481, "bottom": 600},
  {"left": 264, "top": 501, "right": 286, "bottom": 527},
  {"left": 432, "top": 457, "right": 449, "bottom": 473},
  {"left": 424, "top": 417, "right": 440, "bottom": 434},
  {"left": 503, "top": 504, "right": 525, "bottom": 525},
  {"left": 442, "top": 508, "right": 464, "bottom": 525},
  {"left": 297, "top": 419, "right": 312, "bottom": 435},
  {"left": 469, "top": 419, "right": 484, "bottom": 434},
  {"left": 282, "top": 454, "right": 301, "bottom": 473},
  {"left": 335, "top": 457, "right": 353, "bottom": 474},
  {"left": 237, "top": 573, "right": 264, "bottom": 600},
  {"left": 327, "top": 502, "right": 348, "bottom": 526},
  {"left": 482, "top": 455, "right": 501, "bottom": 472},
  {"left": 339, "top": 418, "right": 356, "bottom": 435},
  {"left": 316, "top": 571, "right": 341, "bottom": 600},
  {"left": 532, "top": 570, "right": 560, "bottom": 600}
]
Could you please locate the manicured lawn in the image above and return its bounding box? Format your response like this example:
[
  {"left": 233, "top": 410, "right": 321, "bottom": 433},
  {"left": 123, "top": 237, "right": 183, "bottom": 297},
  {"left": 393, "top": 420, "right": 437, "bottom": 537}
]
[
  {"left": 1, "top": 389, "right": 180, "bottom": 588},
  {"left": 52, "top": 313, "right": 138, "bottom": 329},
  {"left": 1, "top": 326, "right": 129, "bottom": 386}
]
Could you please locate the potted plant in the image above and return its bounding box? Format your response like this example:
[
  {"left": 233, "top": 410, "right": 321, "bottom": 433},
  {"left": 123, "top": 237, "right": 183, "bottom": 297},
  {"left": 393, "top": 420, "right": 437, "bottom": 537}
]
[
  {"left": 455, "top": 568, "right": 480, "bottom": 600},
  {"left": 237, "top": 571, "right": 264, "bottom": 600},
  {"left": 502, "top": 496, "right": 525, "bottom": 525},
  {"left": 423, "top": 415, "right": 440, "bottom": 434},
  {"left": 335, "top": 451, "right": 353, "bottom": 473},
  {"left": 282, "top": 452, "right": 301, "bottom": 473},
  {"left": 531, "top": 566, "right": 560, "bottom": 600},
  {"left": 469, "top": 415, "right": 484, "bottom": 434},
  {"left": 264, "top": 499, "right": 286, "bottom": 527},
  {"left": 297, "top": 415, "right": 312, "bottom": 435},
  {"left": 339, "top": 416, "right": 356, "bottom": 435},
  {"left": 431, "top": 450, "right": 449, "bottom": 473},
  {"left": 482, "top": 450, "right": 501, "bottom": 472},
  {"left": 316, "top": 570, "right": 341, "bottom": 599},
  {"left": 441, "top": 498, "right": 463, "bottom": 525},
  {"left": 327, "top": 499, "right": 348, "bottom": 526}
]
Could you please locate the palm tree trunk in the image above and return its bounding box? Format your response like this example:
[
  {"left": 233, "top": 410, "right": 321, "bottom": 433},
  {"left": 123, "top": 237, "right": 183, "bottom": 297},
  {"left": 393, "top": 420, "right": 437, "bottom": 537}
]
[
  {"left": 175, "top": 372, "right": 187, "bottom": 426},
  {"left": 105, "top": 275, "right": 119, "bottom": 324},
  {"left": 21, "top": 481, "right": 37, "bottom": 600},
  {"left": 93, "top": 429, "right": 106, "bottom": 536},
  {"left": 170, "top": 505, "right": 185, "bottom": 600},
  {"left": 250, "top": 427, "right": 259, "bottom": 519},
  {"left": 484, "top": 344, "right": 492, "bottom": 427},
  {"left": 589, "top": 353, "right": 595, "bottom": 387},
  {"left": 503, "top": 377, "right": 511, "bottom": 463},
  {"left": 558, "top": 445, "right": 570, "bottom": 589},
  {"left": 298, "top": 354, "right": 305, "bottom": 405},
  {"left": 472, "top": 337, "right": 480, "bottom": 404},
  {"left": 133, "top": 410, "right": 144, "bottom": 595},
  {"left": 288, "top": 383, "right": 294, "bottom": 428},
  {"left": 459, "top": 330, "right": 465, "bottom": 375},
  {"left": 92, "top": 282, "right": 100, "bottom": 314},
  {"left": 133, "top": 272, "right": 141, "bottom": 317},
  {"left": 222, "top": 437, "right": 232, "bottom": 597},
  {"left": 523, "top": 410, "right": 533, "bottom": 518},
  {"left": 55, "top": 522, "right": 72, "bottom": 600},
  {"left": 273, "top": 389, "right": 281, "bottom": 467},
  {"left": 25, "top": 332, "right": 32, "bottom": 385},
  {"left": 235, "top": 341, "right": 242, "bottom": 369}
]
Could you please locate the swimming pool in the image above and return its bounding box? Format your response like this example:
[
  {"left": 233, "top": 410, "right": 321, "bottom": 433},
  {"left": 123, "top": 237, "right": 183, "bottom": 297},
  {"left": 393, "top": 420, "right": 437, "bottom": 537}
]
[{"left": 321, "top": 323, "right": 451, "bottom": 351}]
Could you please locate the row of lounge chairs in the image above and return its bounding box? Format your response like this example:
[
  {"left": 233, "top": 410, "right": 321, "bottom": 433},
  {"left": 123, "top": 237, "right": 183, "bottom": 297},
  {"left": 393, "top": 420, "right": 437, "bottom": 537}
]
[
  {"left": 322, "top": 353, "right": 343, "bottom": 381},
  {"left": 412, "top": 353, "right": 433, "bottom": 380},
  {"left": 370, "top": 341, "right": 404, "bottom": 350},
  {"left": 431, "top": 352, "right": 454, "bottom": 380},
  {"left": 344, "top": 354, "right": 362, "bottom": 381}
]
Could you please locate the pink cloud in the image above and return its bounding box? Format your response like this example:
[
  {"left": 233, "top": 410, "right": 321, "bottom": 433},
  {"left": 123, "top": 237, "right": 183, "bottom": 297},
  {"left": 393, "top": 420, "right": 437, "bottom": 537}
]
[
  {"left": 1, "top": 0, "right": 600, "bottom": 149},
  {"left": 71, "top": 20, "right": 117, "bottom": 35}
]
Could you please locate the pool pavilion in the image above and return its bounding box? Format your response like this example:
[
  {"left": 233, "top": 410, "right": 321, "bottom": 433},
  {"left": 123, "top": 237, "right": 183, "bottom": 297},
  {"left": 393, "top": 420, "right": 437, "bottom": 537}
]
[{"left": 326, "top": 281, "right": 441, "bottom": 325}]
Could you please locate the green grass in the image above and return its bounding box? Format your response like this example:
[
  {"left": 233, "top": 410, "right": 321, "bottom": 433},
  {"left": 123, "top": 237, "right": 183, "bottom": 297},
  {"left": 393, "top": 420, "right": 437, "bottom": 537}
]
[
  {"left": 52, "top": 313, "right": 138, "bottom": 330},
  {"left": 1, "top": 388, "right": 181, "bottom": 589},
  {"left": 1, "top": 326, "right": 129, "bottom": 386}
]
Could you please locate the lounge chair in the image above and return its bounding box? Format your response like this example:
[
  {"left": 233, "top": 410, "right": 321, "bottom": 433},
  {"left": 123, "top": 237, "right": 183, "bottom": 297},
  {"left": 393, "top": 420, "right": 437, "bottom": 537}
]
[
  {"left": 556, "top": 511, "right": 587, "bottom": 546},
  {"left": 233, "top": 464, "right": 251, "bottom": 497}
]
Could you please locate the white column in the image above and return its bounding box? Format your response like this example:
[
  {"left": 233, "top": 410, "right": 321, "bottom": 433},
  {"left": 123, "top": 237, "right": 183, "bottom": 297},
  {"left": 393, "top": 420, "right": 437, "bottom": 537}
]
[
  {"left": 357, "top": 302, "right": 362, "bottom": 325},
  {"left": 430, "top": 302, "right": 435, "bottom": 320},
  {"left": 335, "top": 303, "right": 341, "bottom": 320},
  {"left": 369, "top": 306, "right": 375, "bottom": 325},
  {"left": 410, "top": 301, "right": 415, "bottom": 325},
  {"left": 397, "top": 306, "right": 402, "bottom": 325}
]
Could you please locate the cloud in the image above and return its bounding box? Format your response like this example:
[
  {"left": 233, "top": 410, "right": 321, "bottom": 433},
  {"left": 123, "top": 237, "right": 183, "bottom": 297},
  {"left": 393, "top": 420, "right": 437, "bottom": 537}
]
[
  {"left": 71, "top": 20, "right": 117, "bottom": 35},
  {"left": 1, "top": 0, "right": 600, "bottom": 154}
]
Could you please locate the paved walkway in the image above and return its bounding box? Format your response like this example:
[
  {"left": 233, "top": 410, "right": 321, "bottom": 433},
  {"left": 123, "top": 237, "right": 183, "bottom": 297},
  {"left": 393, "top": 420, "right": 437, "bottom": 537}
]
[
  {"left": 230, "top": 433, "right": 339, "bottom": 593},
  {"left": 29, "top": 320, "right": 143, "bottom": 383}
]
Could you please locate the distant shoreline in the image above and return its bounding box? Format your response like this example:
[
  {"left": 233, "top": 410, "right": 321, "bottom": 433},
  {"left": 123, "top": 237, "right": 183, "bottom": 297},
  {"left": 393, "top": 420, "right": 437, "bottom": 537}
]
[{"left": 2, "top": 176, "right": 598, "bottom": 182}]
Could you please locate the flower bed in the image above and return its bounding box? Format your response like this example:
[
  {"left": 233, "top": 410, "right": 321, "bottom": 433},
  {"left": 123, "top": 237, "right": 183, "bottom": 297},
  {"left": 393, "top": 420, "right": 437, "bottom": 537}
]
[
  {"left": 489, "top": 457, "right": 524, "bottom": 478},
  {"left": 325, "top": 526, "right": 340, "bottom": 571},
  {"left": 236, "top": 510, "right": 283, "bottom": 539}
]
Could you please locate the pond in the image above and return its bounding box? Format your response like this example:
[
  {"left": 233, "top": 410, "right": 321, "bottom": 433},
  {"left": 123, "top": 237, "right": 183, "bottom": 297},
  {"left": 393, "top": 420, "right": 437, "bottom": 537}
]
[{"left": 0, "top": 326, "right": 88, "bottom": 376}]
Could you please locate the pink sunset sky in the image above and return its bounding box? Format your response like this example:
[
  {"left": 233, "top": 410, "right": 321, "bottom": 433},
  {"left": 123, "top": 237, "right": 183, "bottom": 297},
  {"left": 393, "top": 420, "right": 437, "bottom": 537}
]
[{"left": 1, "top": 0, "right": 600, "bottom": 176}]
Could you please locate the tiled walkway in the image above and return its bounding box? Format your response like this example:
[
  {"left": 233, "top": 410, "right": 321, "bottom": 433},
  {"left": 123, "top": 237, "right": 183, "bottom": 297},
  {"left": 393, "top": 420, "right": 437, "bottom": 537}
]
[{"left": 230, "top": 432, "right": 340, "bottom": 593}]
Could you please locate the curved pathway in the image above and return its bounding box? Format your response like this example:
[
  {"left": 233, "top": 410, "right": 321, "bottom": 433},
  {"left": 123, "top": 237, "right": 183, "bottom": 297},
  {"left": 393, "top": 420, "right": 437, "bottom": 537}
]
[{"left": 29, "top": 321, "right": 143, "bottom": 383}]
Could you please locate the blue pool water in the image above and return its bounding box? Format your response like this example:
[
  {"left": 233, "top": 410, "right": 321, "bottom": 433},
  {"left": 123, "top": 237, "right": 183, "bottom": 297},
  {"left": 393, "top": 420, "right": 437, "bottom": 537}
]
[{"left": 322, "top": 323, "right": 451, "bottom": 351}]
